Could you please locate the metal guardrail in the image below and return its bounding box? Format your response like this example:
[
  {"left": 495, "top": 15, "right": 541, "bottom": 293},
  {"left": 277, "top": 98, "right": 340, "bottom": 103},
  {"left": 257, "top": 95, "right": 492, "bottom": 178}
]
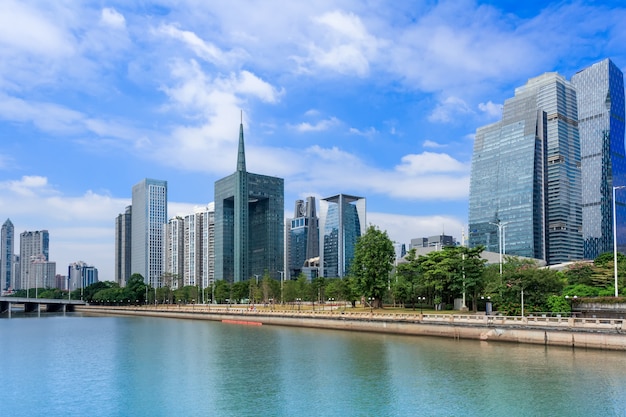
[{"left": 81, "top": 305, "right": 625, "bottom": 331}]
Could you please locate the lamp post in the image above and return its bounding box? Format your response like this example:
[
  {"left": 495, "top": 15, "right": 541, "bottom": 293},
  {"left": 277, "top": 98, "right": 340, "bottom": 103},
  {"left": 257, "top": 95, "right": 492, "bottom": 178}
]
[
  {"left": 489, "top": 220, "right": 509, "bottom": 276},
  {"left": 278, "top": 271, "right": 284, "bottom": 305},
  {"left": 417, "top": 296, "right": 425, "bottom": 314},
  {"left": 565, "top": 295, "right": 578, "bottom": 317},
  {"left": 613, "top": 186, "right": 625, "bottom": 297}
]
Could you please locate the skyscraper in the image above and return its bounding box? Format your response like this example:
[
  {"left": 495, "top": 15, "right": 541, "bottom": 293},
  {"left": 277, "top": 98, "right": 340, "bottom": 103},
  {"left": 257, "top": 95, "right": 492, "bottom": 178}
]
[
  {"left": 114, "top": 205, "right": 132, "bottom": 287},
  {"left": 164, "top": 216, "right": 184, "bottom": 288},
  {"left": 131, "top": 178, "right": 167, "bottom": 287},
  {"left": 319, "top": 194, "right": 366, "bottom": 278},
  {"left": 286, "top": 197, "right": 319, "bottom": 279},
  {"left": 19, "top": 230, "right": 49, "bottom": 290},
  {"left": 1, "top": 219, "right": 14, "bottom": 291},
  {"left": 214, "top": 122, "right": 284, "bottom": 283},
  {"left": 469, "top": 72, "right": 582, "bottom": 264},
  {"left": 571, "top": 58, "right": 626, "bottom": 258},
  {"left": 68, "top": 261, "right": 98, "bottom": 292}
]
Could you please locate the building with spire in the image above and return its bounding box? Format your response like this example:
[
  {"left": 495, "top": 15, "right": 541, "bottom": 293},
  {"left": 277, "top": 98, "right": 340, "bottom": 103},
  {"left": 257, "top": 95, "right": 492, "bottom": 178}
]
[{"left": 214, "top": 121, "right": 284, "bottom": 283}]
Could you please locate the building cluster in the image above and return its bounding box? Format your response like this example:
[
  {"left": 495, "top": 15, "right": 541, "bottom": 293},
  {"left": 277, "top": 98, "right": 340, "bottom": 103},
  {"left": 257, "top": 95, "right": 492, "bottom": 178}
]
[
  {"left": 0, "top": 220, "right": 98, "bottom": 294},
  {"left": 469, "top": 58, "right": 626, "bottom": 265},
  {"left": 115, "top": 122, "right": 372, "bottom": 290}
]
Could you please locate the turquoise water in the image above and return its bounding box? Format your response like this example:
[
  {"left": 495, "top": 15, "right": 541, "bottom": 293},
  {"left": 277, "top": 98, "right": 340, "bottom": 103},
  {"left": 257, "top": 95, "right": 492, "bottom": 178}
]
[{"left": 1, "top": 314, "right": 625, "bottom": 416}]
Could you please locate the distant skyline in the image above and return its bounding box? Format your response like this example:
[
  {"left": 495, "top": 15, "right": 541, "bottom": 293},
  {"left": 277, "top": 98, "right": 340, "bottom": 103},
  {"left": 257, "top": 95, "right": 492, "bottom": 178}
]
[{"left": 1, "top": 1, "right": 626, "bottom": 280}]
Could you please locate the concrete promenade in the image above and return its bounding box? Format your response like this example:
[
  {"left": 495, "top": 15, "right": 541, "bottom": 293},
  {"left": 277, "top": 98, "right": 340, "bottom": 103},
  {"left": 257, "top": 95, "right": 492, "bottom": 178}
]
[{"left": 77, "top": 304, "right": 626, "bottom": 351}]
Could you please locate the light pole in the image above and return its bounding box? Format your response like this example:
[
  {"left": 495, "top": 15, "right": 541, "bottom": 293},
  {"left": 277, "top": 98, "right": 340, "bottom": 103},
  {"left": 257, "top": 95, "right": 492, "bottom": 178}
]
[
  {"left": 278, "top": 271, "right": 284, "bottom": 305},
  {"left": 613, "top": 186, "right": 625, "bottom": 297},
  {"left": 489, "top": 220, "right": 509, "bottom": 276}
]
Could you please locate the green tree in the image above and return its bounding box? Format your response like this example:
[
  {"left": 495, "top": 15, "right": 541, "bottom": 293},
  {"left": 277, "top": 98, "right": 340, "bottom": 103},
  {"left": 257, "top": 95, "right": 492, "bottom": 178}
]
[
  {"left": 350, "top": 225, "right": 395, "bottom": 309},
  {"left": 395, "top": 249, "right": 423, "bottom": 309}
]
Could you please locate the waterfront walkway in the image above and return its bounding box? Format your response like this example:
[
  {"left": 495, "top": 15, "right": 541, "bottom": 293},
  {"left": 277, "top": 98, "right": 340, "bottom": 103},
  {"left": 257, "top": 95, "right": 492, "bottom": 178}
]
[{"left": 77, "top": 304, "right": 626, "bottom": 351}]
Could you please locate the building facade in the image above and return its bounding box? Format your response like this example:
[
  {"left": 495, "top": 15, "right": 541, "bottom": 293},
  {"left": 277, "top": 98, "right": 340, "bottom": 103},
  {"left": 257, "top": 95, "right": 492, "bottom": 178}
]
[
  {"left": 469, "top": 72, "right": 582, "bottom": 264},
  {"left": 1, "top": 219, "right": 14, "bottom": 291},
  {"left": 30, "top": 254, "right": 56, "bottom": 290},
  {"left": 410, "top": 235, "right": 456, "bottom": 250},
  {"left": 319, "top": 194, "right": 366, "bottom": 278},
  {"left": 164, "top": 216, "right": 184, "bottom": 289},
  {"left": 114, "top": 205, "right": 132, "bottom": 287},
  {"left": 571, "top": 59, "right": 626, "bottom": 258},
  {"left": 19, "top": 230, "right": 49, "bottom": 290},
  {"left": 214, "top": 123, "right": 284, "bottom": 283},
  {"left": 286, "top": 197, "right": 319, "bottom": 279},
  {"left": 68, "top": 261, "right": 98, "bottom": 293},
  {"left": 131, "top": 178, "right": 168, "bottom": 287}
]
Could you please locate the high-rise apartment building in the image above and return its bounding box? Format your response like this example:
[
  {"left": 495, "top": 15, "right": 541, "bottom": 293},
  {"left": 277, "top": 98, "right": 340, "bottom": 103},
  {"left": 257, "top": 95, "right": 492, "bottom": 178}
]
[
  {"left": 114, "top": 205, "right": 132, "bottom": 287},
  {"left": 164, "top": 216, "right": 184, "bottom": 288},
  {"left": 469, "top": 73, "right": 582, "bottom": 264},
  {"left": 68, "top": 261, "right": 98, "bottom": 292},
  {"left": 18, "top": 230, "right": 49, "bottom": 290},
  {"left": 214, "top": 123, "right": 284, "bottom": 283},
  {"left": 286, "top": 197, "right": 319, "bottom": 279},
  {"left": 31, "top": 254, "right": 56, "bottom": 289},
  {"left": 131, "top": 178, "right": 167, "bottom": 287},
  {"left": 319, "top": 194, "right": 366, "bottom": 278},
  {"left": 1, "top": 219, "right": 14, "bottom": 291},
  {"left": 198, "top": 204, "right": 215, "bottom": 292},
  {"left": 571, "top": 59, "right": 626, "bottom": 258}
]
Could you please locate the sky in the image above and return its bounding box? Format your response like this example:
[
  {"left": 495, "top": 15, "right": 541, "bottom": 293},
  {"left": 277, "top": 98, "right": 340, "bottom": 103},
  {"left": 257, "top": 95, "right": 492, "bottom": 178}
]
[{"left": 1, "top": 0, "right": 626, "bottom": 281}]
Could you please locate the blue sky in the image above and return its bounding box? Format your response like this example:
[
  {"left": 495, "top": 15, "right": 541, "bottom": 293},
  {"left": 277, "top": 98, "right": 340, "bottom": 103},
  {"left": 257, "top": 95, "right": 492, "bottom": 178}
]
[{"left": 1, "top": 1, "right": 626, "bottom": 281}]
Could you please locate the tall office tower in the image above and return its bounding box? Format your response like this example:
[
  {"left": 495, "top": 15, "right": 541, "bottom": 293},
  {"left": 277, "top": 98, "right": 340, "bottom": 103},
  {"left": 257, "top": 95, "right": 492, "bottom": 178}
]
[
  {"left": 19, "top": 230, "right": 49, "bottom": 289},
  {"left": 214, "top": 122, "right": 284, "bottom": 283},
  {"left": 286, "top": 197, "right": 320, "bottom": 279},
  {"left": 68, "top": 261, "right": 98, "bottom": 292},
  {"left": 131, "top": 178, "right": 168, "bottom": 287},
  {"left": 114, "top": 205, "right": 132, "bottom": 287},
  {"left": 572, "top": 59, "right": 626, "bottom": 258},
  {"left": 1, "top": 219, "right": 14, "bottom": 290},
  {"left": 469, "top": 72, "right": 582, "bottom": 264},
  {"left": 164, "top": 216, "right": 184, "bottom": 289},
  {"left": 319, "top": 194, "right": 366, "bottom": 278}
]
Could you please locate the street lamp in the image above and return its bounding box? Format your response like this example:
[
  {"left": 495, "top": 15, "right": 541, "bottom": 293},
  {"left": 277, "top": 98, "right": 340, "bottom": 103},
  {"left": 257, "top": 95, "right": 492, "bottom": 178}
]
[
  {"left": 417, "top": 296, "right": 425, "bottom": 314},
  {"left": 613, "top": 186, "right": 625, "bottom": 297},
  {"left": 489, "top": 220, "right": 509, "bottom": 276},
  {"left": 278, "top": 271, "right": 284, "bottom": 305},
  {"left": 565, "top": 295, "right": 578, "bottom": 317}
]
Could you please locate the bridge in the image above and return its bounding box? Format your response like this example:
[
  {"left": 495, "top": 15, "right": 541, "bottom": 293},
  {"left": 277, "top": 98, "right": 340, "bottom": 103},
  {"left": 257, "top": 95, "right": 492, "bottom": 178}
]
[{"left": 0, "top": 297, "right": 87, "bottom": 317}]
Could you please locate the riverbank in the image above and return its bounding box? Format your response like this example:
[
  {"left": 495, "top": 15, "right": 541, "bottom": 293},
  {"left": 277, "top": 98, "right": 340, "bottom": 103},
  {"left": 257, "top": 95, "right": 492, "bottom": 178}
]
[{"left": 77, "top": 305, "right": 626, "bottom": 351}]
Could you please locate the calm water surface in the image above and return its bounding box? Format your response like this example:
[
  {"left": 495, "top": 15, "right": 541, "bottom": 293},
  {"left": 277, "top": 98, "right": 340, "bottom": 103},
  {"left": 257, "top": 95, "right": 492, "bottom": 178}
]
[{"left": 1, "top": 314, "right": 625, "bottom": 417}]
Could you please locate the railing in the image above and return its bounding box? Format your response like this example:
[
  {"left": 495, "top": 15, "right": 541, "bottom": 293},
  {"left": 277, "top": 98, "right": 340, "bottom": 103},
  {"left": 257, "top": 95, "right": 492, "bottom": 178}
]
[{"left": 81, "top": 305, "right": 625, "bottom": 331}]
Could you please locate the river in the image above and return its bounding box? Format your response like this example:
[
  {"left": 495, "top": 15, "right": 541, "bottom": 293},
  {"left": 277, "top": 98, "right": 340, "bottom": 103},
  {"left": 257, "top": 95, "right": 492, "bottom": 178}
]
[{"left": 1, "top": 314, "right": 625, "bottom": 416}]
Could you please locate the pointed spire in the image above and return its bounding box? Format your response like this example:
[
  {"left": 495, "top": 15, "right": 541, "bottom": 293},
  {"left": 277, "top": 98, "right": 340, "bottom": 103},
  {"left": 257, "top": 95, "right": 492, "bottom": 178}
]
[{"left": 236, "top": 111, "right": 246, "bottom": 172}]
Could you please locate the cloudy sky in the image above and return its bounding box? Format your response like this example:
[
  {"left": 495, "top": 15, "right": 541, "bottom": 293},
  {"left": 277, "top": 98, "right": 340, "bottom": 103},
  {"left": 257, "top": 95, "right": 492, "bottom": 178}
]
[{"left": 1, "top": 0, "right": 626, "bottom": 281}]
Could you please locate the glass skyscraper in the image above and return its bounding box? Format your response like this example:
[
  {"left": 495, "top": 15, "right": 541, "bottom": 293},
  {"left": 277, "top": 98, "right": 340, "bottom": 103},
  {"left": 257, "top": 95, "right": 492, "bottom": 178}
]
[
  {"left": 469, "top": 73, "right": 583, "bottom": 264},
  {"left": 286, "top": 197, "right": 319, "bottom": 279},
  {"left": 571, "top": 59, "right": 626, "bottom": 258},
  {"left": 214, "top": 123, "right": 284, "bottom": 283},
  {"left": 319, "top": 194, "right": 366, "bottom": 278},
  {"left": 131, "top": 178, "right": 167, "bottom": 287}
]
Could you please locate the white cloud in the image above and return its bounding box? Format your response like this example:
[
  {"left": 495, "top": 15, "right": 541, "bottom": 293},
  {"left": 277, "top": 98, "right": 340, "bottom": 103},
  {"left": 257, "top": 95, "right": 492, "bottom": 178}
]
[
  {"left": 478, "top": 100, "right": 503, "bottom": 118},
  {"left": 292, "top": 117, "right": 340, "bottom": 132},
  {"left": 0, "top": 0, "right": 75, "bottom": 57},
  {"left": 101, "top": 8, "right": 126, "bottom": 29},
  {"left": 423, "top": 140, "right": 446, "bottom": 149},
  {"left": 349, "top": 126, "right": 378, "bottom": 137},
  {"left": 396, "top": 152, "right": 468, "bottom": 175},
  {"left": 368, "top": 212, "right": 465, "bottom": 246},
  {"left": 295, "top": 10, "right": 385, "bottom": 77},
  {"left": 428, "top": 96, "right": 473, "bottom": 123}
]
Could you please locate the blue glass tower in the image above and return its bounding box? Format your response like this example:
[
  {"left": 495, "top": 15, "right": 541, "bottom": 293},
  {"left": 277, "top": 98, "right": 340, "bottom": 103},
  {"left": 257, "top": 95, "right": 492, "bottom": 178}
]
[
  {"left": 572, "top": 59, "right": 626, "bottom": 258},
  {"left": 469, "top": 73, "right": 582, "bottom": 264},
  {"left": 319, "top": 194, "right": 366, "bottom": 278}
]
